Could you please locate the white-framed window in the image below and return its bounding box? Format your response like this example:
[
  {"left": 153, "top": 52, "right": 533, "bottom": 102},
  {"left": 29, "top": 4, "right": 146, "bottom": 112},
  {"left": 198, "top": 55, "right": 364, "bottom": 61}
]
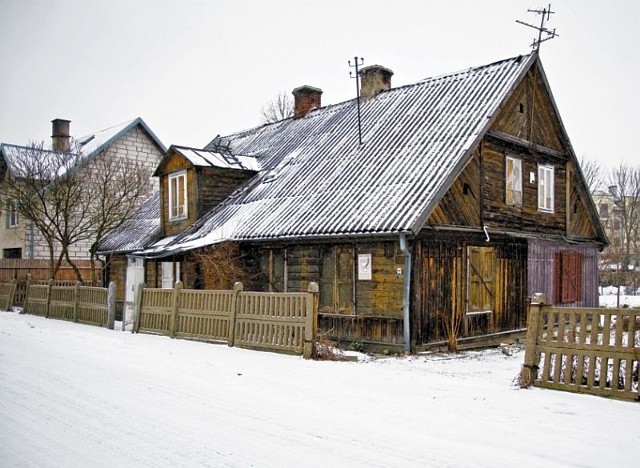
[
  {"left": 168, "top": 171, "right": 187, "bottom": 220},
  {"left": 538, "top": 164, "right": 554, "bottom": 212},
  {"left": 6, "top": 201, "right": 18, "bottom": 228},
  {"left": 505, "top": 156, "right": 522, "bottom": 206}
]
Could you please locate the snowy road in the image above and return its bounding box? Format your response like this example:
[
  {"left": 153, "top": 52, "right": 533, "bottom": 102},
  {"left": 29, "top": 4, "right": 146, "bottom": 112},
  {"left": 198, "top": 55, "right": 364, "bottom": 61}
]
[{"left": 1, "top": 312, "right": 638, "bottom": 467}]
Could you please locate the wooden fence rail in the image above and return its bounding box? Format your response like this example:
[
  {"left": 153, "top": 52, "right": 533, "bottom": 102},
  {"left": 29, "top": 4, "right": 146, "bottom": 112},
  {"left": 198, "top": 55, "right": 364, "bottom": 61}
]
[
  {"left": 134, "top": 281, "right": 319, "bottom": 358},
  {"left": 522, "top": 293, "right": 639, "bottom": 401},
  {"left": 13, "top": 278, "right": 116, "bottom": 329}
]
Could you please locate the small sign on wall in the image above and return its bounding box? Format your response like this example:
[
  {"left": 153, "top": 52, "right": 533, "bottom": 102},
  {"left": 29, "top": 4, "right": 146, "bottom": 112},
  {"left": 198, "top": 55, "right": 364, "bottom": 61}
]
[{"left": 357, "top": 253, "right": 372, "bottom": 281}]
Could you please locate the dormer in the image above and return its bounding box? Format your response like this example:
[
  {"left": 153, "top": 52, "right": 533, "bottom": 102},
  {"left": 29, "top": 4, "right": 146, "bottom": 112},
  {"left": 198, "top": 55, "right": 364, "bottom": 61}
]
[{"left": 153, "top": 145, "right": 258, "bottom": 237}]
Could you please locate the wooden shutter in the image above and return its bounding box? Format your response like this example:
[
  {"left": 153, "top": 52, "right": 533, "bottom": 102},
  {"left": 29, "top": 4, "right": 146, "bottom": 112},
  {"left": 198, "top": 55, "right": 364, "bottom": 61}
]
[
  {"left": 319, "top": 246, "right": 354, "bottom": 314},
  {"left": 553, "top": 251, "right": 583, "bottom": 304},
  {"left": 467, "top": 246, "right": 496, "bottom": 313},
  {"left": 337, "top": 248, "right": 354, "bottom": 314}
]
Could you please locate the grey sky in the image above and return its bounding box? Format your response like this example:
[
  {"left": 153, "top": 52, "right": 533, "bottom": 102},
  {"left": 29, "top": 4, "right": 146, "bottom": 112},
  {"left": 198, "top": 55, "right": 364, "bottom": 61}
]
[{"left": 1, "top": 0, "right": 637, "bottom": 169}]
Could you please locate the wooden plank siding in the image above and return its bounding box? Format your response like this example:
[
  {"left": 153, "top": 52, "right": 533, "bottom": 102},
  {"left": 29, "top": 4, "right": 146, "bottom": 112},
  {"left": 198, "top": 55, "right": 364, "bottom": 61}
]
[
  {"left": 480, "top": 138, "right": 568, "bottom": 236},
  {"left": 528, "top": 240, "right": 600, "bottom": 307},
  {"left": 158, "top": 154, "right": 195, "bottom": 237},
  {"left": 413, "top": 234, "right": 528, "bottom": 346}
]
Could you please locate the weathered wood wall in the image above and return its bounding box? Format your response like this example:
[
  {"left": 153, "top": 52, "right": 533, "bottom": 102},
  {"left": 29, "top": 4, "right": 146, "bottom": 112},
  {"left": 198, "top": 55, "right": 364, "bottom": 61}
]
[
  {"left": 158, "top": 154, "right": 195, "bottom": 237},
  {"left": 528, "top": 240, "right": 600, "bottom": 307},
  {"left": 248, "top": 241, "right": 406, "bottom": 348},
  {"left": 197, "top": 166, "right": 255, "bottom": 216},
  {"left": 412, "top": 234, "right": 528, "bottom": 346}
]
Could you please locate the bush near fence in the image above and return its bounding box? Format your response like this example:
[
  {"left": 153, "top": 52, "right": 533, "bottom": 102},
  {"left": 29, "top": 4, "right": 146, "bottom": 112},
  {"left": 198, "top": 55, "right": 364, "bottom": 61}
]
[
  {"left": 521, "top": 293, "right": 640, "bottom": 402},
  {"left": 11, "top": 278, "right": 116, "bottom": 329},
  {"left": 134, "top": 281, "right": 319, "bottom": 358}
]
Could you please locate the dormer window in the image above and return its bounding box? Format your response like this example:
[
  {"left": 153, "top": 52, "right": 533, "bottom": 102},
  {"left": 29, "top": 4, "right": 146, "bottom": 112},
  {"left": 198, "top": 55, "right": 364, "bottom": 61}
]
[{"left": 169, "top": 171, "right": 187, "bottom": 220}]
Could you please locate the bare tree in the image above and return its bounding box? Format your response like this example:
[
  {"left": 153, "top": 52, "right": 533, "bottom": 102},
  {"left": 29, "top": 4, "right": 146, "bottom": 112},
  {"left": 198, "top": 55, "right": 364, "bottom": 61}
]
[
  {"left": 578, "top": 155, "right": 604, "bottom": 194},
  {"left": 191, "top": 242, "right": 251, "bottom": 290},
  {"left": 600, "top": 163, "right": 640, "bottom": 302},
  {"left": 261, "top": 91, "right": 293, "bottom": 123},
  {"left": 0, "top": 141, "right": 151, "bottom": 282},
  {"left": 85, "top": 152, "right": 153, "bottom": 283}
]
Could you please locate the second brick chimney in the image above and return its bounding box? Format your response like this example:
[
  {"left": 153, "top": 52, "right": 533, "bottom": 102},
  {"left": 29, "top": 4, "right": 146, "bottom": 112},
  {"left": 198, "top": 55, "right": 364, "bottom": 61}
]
[
  {"left": 292, "top": 86, "right": 323, "bottom": 119},
  {"left": 51, "top": 118, "right": 71, "bottom": 152},
  {"left": 359, "top": 65, "right": 394, "bottom": 98}
]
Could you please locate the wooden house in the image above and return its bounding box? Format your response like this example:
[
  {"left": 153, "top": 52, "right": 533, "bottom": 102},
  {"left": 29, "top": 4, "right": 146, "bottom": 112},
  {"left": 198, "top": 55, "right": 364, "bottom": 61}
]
[{"left": 100, "top": 52, "right": 607, "bottom": 351}]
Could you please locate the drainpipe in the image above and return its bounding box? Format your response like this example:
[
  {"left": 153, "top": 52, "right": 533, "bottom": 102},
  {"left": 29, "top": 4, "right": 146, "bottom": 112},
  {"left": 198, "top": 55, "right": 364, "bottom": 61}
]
[
  {"left": 399, "top": 233, "right": 412, "bottom": 354},
  {"left": 28, "top": 221, "right": 35, "bottom": 259}
]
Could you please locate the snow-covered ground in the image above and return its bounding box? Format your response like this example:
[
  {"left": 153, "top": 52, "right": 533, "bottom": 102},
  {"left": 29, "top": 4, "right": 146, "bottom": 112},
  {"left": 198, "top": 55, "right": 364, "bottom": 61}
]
[
  {"left": 600, "top": 293, "right": 640, "bottom": 308},
  {"left": 1, "top": 312, "right": 638, "bottom": 468}
]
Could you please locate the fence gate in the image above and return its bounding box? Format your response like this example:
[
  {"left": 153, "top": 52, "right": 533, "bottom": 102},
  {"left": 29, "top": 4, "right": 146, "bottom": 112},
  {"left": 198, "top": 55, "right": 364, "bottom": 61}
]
[{"left": 522, "top": 294, "right": 639, "bottom": 401}]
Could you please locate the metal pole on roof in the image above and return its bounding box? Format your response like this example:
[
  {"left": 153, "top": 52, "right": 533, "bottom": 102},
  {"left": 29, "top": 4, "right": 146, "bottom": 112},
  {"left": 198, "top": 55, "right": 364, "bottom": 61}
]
[
  {"left": 348, "top": 56, "right": 364, "bottom": 145},
  {"left": 515, "top": 4, "right": 559, "bottom": 51}
]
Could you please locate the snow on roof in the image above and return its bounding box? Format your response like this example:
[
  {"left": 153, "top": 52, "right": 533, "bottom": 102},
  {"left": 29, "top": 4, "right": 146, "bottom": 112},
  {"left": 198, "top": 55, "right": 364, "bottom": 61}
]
[
  {"left": 170, "top": 146, "right": 260, "bottom": 172},
  {"left": 96, "top": 192, "right": 161, "bottom": 254},
  {"left": 1, "top": 117, "right": 166, "bottom": 180},
  {"left": 155, "top": 53, "right": 536, "bottom": 253},
  {"left": 77, "top": 117, "right": 166, "bottom": 158}
]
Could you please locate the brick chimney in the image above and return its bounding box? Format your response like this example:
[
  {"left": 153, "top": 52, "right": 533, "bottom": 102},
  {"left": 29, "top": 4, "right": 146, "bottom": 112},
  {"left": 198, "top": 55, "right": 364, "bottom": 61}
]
[
  {"left": 359, "top": 65, "right": 394, "bottom": 98},
  {"left": 51, "top": 118, "right": 71, "bottom": 152},
  {"left": 292, "top": 86, "right": 322, "bottom": 119}
]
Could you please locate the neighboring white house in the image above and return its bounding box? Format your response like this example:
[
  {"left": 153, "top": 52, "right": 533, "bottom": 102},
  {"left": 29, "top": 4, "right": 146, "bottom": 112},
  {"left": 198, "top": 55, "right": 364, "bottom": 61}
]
[{"left": 0, "top": 118, "right": 166, "bottom": 261}]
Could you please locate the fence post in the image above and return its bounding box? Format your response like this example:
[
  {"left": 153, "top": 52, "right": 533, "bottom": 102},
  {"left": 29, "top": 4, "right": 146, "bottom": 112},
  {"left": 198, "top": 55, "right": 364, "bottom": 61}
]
[
  {"left": 106, "top": 281, "right": 116, "bottom": 330},
  {"left": 132, "top": 282, "right": 146, "bottom": 334},
  {"left": 23, "top": 274, "right": 32, "bottom": 313},
  {"left": 521, "top": 293, "right": 547, "bottom": 387},
  {"left": 228, "top": 282, "right": 244, "bottom": 347},
  {"left": 303, "top": 282, "right": 319, "bottom": 359},
  {"left": 7, "top": 278, "right": 17, "bottom": 311},
  {"left": 169, "top": 281, "right": 183, "bottom": 338},
  {"left": 45, "top": 278, "right": 54, "bottom": 318},
  {"left": 73, "top": 281, "right": 81, "bottom": 322}
]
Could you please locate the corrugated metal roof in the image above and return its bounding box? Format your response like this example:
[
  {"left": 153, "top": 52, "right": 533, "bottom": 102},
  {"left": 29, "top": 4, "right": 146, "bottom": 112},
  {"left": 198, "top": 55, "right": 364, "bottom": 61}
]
[
  {"left": 162, "top": 53, "right": 537, "bottom": 252},
  {"left": 97, "top": 192, "right": 161, "bottom": 253},
  {"left": 170, "top": 146, "right": 260, "bottom": 171}
]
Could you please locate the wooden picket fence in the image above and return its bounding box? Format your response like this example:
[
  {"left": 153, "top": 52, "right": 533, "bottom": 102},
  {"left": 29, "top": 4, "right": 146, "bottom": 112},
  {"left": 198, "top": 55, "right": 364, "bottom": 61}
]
[
  {"left": 18, "top": 278, "right": 116, "bottom": 329},
  {"left": 134, "top": 281, "right": 319, "bottom": 358},
  {"left": 521, "top": 293, "right": 640, "bottom": 401},
  {"left": 0, "top": 279, "right": 17, "bottom": 312}
]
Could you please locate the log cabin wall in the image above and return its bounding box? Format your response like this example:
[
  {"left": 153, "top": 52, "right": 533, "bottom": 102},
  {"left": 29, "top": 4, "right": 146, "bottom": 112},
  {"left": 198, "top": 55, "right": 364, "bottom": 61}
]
[{"left": 253, "top": 241, "right": 406, "bottom": 349}]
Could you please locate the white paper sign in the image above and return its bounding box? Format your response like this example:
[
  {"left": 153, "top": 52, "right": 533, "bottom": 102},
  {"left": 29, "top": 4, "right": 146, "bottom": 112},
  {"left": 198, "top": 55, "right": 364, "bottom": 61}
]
[{"left": 358, "top": 254, "right": 372, "bottom": 281}]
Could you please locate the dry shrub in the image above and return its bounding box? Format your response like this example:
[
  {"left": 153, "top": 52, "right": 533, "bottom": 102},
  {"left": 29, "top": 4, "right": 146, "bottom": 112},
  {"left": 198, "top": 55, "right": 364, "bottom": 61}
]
[
  {"left": 192, "top": 242, "right": 250, "bottom": 290},
  {"left": 312, "top": 330, "right": 346, "bottom": 361},
  {"left": 440, "top": 310, "right": 463, "bottom": 352}
]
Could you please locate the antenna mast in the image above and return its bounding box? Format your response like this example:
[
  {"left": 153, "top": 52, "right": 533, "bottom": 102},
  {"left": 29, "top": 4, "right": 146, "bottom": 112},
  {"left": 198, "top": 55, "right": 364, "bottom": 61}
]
[
  {"left": 349, "top": 56, "right": 364, "bottom": 145},
  {"left": 516, "top": 4, "right": 559, "bottom": 51}
]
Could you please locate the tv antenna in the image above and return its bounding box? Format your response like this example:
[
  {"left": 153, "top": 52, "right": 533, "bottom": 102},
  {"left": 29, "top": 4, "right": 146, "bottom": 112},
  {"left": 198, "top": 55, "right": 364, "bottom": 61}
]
[
  {"left": 348, "top": 56, "right": 364, "bottom": 145},
  {"left": 516, "top": 4, "right": 559, "bottom": 51}
]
